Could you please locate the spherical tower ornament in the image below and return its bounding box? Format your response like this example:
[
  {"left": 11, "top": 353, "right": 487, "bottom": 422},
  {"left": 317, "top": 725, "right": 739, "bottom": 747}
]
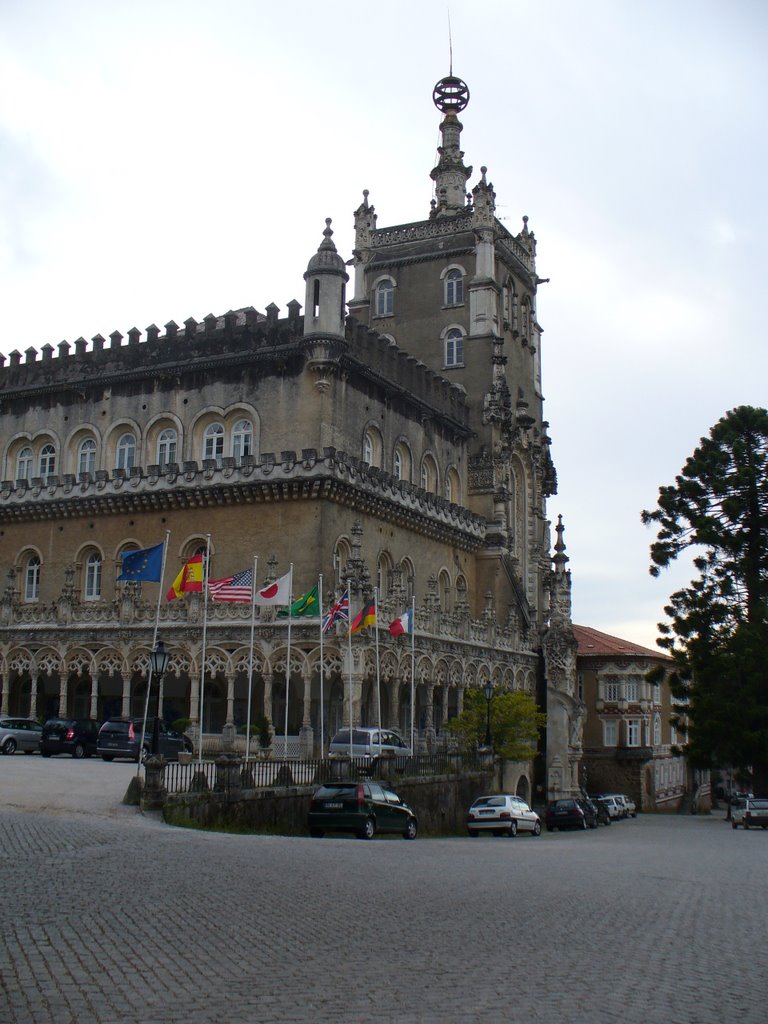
[{"left": 432, "top": 75, "right": 470, "bottom": 114}]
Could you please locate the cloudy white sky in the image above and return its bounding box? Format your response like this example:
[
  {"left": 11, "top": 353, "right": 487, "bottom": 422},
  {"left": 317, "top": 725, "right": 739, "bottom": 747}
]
[{"left": 1, "top": 0, "right": 766, "bottom": 649}]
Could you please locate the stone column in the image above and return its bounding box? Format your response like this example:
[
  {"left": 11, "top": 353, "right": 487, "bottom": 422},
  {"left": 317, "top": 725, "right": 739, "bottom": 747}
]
[
  {"left": 121, "top": 671, "right": 131, "bottom": 717},
  {"left": 0, "top": 673, "right": 8, "bottom": 714},
  {"left": 29, "top": 669, "right": 39, "bottom": 720},
  {"left": 58, "top": 674, "right": 69, "bottom": 719},
  {"left": 225, "top": 671, "right": 235, "bottom": 726},
  {"left": 423, "top": 682, "right": 436, "bottom": 751},
  {"left": 264, "top": 673, "right": 274, "bottom": 728},
  {"left": 299, "top": 666, "right": 314, "bottom": 757},
  {"left": 90, "top": 672, "right": 99, "bottom": 720},
  {"left": 391, "top": 678, "right": 402, "bottom": 732}
]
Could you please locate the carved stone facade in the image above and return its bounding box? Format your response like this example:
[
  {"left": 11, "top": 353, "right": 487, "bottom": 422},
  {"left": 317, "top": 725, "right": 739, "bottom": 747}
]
[{"left": 0, "top": 74, "right": 578, "bottom": 798}]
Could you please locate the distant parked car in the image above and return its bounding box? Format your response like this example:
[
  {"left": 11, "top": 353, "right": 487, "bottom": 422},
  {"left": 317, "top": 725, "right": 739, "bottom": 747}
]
[
  {"left": 731, "top": 797, "right": 768, "bottom": 829},
  {"left": 41, "top": 718, "right": 100, "bottom": 759},
  {"left": 592, "top": 795, "right": 623, "bottom": 820},
  {"left": 97, "top": 717, "right": 192, "bottom": 763},
  {"left": 545, "top": 798, "right": 596, "bottom": 831},
  {"left": 307, "top": 780, "right": 418, "bottom": 839},
  {"left": 590, "top": 797, "right": 613, "bottom": 826},
  {"left": 621, "top": 795, "right": 638, "bottom": 818},
  {"left": 327, "top": 727, "right": 411, "bottom": 764},
  {"left": 0, "top": 717, "right": 43, "bottom": 755},
  {"left": 466, "top": 794, "right": 542, "bottom": 837},
  {"left": 601, "top": 793, "right": 632, "bottom": 818}
]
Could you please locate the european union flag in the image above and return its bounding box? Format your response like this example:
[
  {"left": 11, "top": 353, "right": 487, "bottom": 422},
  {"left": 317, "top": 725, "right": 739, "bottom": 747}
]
[{"left": 118, "top": 542, "right": 164, "bottom": 582}]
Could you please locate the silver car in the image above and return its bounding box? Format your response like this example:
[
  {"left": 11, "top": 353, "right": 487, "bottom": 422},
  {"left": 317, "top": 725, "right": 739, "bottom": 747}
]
[
  {"left": 466, "top": 794, "right": 542, "bottom": 837},
  {"left": 731, "top": 797, "right": 768, "bottom": 829},
  {"left": 328, "top": 727, "right": 411, "bottom": 762},
  {"left": 0, "top": 717, "right": 43, "bottom": 755}
]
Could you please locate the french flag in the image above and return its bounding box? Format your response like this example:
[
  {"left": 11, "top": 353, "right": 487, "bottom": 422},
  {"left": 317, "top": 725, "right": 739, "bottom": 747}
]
[{"left": 388, "top": 608, "right": 413, "bottom": 637}]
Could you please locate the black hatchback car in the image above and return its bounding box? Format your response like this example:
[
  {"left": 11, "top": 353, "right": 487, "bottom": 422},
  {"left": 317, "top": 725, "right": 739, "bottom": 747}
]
[
  {"left": 545, "top": 797, "right": 598, "bottom": 831},
  {"left": 97, "top": 717, "right": 192, "bottom": 762},
  {"left": 308, "top": 781, "right": 418, "bottom": 840},
  {"left": 41, "top": 718, "right": 100, "bottom": 758}
]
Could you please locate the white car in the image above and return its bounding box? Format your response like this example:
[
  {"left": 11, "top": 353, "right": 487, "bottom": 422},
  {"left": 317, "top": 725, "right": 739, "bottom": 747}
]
[
  {"left": 466, "top": 794, "right": 542, "bottom": 837},
  {"left": 593, "top": 795, "right": 624, "bottom": 819},
  {"left": 731, "top": 797, "right": 768, "bottom": 829}
]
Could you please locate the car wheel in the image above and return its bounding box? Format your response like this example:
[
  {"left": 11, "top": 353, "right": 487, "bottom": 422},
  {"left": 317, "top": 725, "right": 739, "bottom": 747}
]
[
  {"left": 732, "top": 820, "right": 737, "bottom": 829},
  {"left": 508, "top": 821, "right": 518, "bottom": 837},
  {"left": 404, "top": 819, "right": 418, "bottom": 840},
  {"left": 101, "top": 755, "right": 114, "bottom": 762},
  {"left": 359, "top": 817, "right": 376, "bottom": 840},
  {"left": 468, "top": 829, "right": 479, "bottom": 837},
  {"left": 309, "top": 829, "right": 324, "bottom": 838},
  {"left": 2, "top": 738, "right": 17, "bottom": 755},
  {"left": 73, "top": 743, "right": 86, "bottom": 759},
  {"left": 532, "top": 821, "right": 542, "bottom": 836}
]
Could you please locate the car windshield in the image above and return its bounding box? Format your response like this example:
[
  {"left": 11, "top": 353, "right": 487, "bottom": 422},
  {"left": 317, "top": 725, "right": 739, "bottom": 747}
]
[
  {"left": 45, "top": 719, "right": 69, "bottom": 728},
  {"left": 749, "top": 799, "right": 768, "bottom": 809},
  {"left": 330, "top": 730, "right": 372, "bottom": 745}
]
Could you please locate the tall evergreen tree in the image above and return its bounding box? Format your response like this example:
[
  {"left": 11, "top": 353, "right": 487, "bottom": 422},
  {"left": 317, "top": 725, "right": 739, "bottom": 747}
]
[{"left": 641, "top": 406, "right": 768, "bottom": 790}]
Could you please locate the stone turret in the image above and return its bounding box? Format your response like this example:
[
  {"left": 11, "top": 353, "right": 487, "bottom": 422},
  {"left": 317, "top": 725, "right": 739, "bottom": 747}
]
[
  {"left": 303, "top": 219, "right": 348, "bottom": 340},
  {"left": 430, "top": 75, "right": 472, "bottom": 218}
]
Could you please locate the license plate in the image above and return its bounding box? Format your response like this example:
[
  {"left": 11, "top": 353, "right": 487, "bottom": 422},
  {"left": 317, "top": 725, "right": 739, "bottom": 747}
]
[{"left": 324, "top": 802, "right": 343, "bottom": 809}]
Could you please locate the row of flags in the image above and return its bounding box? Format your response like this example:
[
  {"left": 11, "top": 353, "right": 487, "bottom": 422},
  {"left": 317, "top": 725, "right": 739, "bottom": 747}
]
[{"left": 117, "top": 543, "right": 413, "bottom": 637}]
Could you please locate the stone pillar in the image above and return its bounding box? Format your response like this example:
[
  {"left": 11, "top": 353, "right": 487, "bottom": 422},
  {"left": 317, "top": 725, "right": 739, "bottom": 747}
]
[
  {"left": 58, "top": 674, "right": 69, "bottom": 719},
  {"left": 121, "top": 671, "right": 131, "bottom": 717},
  {"left": 299, "top": 667, "right": 314, "bottom": 757},
  {"left": 225, "top": 671, "right": 235, "bottom": 726},
  {"left": 391, "top": 678, "right": 402, "bottom": 732},
  {"left": 29, "top": 671, "right": 39, "bottom": 719},
  {"left": 0, "top": 673, "right": 8, "bottom": 714},
  {"left": 423, "top": 682, "right": 436, "bottom": 751},
  {"left": 263, "top": 674, "right": 274, "bottom": 728},
  {"left": 90, "top": 672, "right": 99, "bottom": 720},
  {"left": 141, "top": 756, "right": 167, "bottom": 811}
]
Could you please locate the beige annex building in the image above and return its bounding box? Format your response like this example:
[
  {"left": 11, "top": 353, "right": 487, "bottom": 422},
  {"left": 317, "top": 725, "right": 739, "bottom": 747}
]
[{"left": 0, "top": 74, "right": 583, "bottom": 801}]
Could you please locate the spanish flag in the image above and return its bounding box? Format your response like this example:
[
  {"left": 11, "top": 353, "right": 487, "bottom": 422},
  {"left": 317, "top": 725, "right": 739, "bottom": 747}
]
[
  {"left": 350, "top": 599, "right": 376, "bottom": 634},
  {"left": 166, "top": 553, "right": 204, "bottom": 600}
]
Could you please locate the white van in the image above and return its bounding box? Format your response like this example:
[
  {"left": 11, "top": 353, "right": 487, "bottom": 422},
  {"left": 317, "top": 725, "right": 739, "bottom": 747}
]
[{"left": 328, "top": 727, "right": 411, "bottom": 762}]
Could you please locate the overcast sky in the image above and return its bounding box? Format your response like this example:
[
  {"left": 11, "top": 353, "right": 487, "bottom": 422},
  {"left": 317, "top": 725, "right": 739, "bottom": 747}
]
[{"left": 1, "top": 0, "right": 766, "bottom": 649}]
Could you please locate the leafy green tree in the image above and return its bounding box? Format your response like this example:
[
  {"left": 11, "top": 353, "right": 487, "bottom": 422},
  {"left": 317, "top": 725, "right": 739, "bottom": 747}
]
[
  {"left": 641, "top": 405, "right": 768, "bottom": 790},
  {"left": 447, "top": 688, "right": 546, "bottom": 761}
]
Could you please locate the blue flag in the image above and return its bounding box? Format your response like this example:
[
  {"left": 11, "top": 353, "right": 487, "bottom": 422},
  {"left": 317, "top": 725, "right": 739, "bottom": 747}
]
[{"left": 117, "top": 542, "right": 164, "bottom": 582}]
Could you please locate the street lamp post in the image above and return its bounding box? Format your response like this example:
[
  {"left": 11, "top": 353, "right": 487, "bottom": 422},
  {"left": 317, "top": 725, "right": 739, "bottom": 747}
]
[
  {"left": 483, "top": 681, "right": 493, "bottom": 749},
  {"left": 149, "top": 640, "right": 171, "bottom": 758}
]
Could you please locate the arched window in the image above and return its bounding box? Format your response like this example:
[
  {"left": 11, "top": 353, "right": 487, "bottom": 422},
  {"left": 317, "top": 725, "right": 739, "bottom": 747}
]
[
  {"left": 438, "top": 569, "right": 451, "bottom": 611},
  {"left": 377, "top": 552, "right": 393, "bottom": 599},
  {"left": 17, "top": 447, "right": 33, "bottom": 481},
  {"left": 78, "top": 439, "right": 96, "bottom": 476},
  {"left": 39, "top": 444, "right": 56, "bottom": 478},
  {"left": 393, "top": 442, "right": 411, "bottom": 482},
  {"left": 445, "top": 467, "right": 461, "bottom": 504},
  {"left": 84, "top": 552, "right": 102, "bottom": 600},
  {"left": 157, "top": 429, "right": 177, "bottom": 467},
  {"left": 375, "top": 279, "right": 394, "bottom": 317},
  {"left": 334, "top": 537, "right": 352, "bottom": 588},
  {"left": 420, "top": 455, "right": 438, "bottom": 494},
  {"left": 401, "top": 558, "right": 415, "bottom": 601},
  {"left": 25, "top": 555, "right": 41, "bottom": 601},
  {"left": 653, "top": 714, "right": 661, "bottom": 746},
  {"left": 203, "top": 423, "right": 224, "bottom": 464},
  {"left": 362, "top": 427, "right": 382, "bottom": 468},
  {"left": 444, "top": 268, "right": 464, "bottom": 306},
  {"left": 116, "top": 433, "right": 136, "bottom": 471},
  {"left": 232, "top": 419, "right": 253, "bottom": 463},
  {"left": 521, "top": 297, "right": 531, "bottom": 341},
  {"left": 444, "top": 327, "right": 464, "bottom": 368}
]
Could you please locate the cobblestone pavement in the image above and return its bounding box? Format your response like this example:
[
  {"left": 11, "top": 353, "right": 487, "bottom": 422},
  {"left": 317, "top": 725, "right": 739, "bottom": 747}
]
[{"left": 1, "top": 759, "right": 767, "bottom": 1023}]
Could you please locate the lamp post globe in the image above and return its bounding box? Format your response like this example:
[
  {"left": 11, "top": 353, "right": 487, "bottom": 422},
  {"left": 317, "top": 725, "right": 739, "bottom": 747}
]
[
  {"left": 149, "top": 640, "right": 171, "bottom": 758},
  {"left": 483, "top": 681, "right": 493, "bottom": 748}
]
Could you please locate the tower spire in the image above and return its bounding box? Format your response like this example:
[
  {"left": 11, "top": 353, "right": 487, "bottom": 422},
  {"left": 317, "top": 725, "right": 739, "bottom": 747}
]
[{"left": 430, "top": 74, "right": 472, "bottom": 219}]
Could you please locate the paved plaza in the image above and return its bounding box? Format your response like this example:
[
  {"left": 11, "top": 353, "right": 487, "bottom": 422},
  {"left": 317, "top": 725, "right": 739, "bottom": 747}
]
[{"left": 1, "top": 758, "right": 766, "bottom": 1023}]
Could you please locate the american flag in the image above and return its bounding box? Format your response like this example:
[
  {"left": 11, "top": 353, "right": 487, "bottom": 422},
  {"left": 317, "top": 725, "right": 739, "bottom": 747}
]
[
  {"left": 322, "top": 590, "right": 349, "bottom": 633},
  {"left": 208, "top": 569, "right": 253, "bottom": 603}
]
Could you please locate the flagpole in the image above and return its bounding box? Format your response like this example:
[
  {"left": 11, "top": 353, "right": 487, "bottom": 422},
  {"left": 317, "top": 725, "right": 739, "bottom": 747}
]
[
  {"left": 197, "top": 534, "right": 212, "bottom": 767},
  {"left": 318, "top": 573, "right": 324, "bottom": 757},
  {"left": 283, "top": 563, "right": 294, "bottom": 759},
  {"left": 136, "top": 531, "right": 171, "bottom": 777},
  {"left": 245, "top": 555, "right": 258, "bottom": 762},
  {"left": 346, "top": 577, "right": 353, "bottom": 760},
  {"left": 374, "top": 586, "right": 382, "bottom": 758},
  {"left": 410, "top": 595, "right": 416, "bottom": 755}
]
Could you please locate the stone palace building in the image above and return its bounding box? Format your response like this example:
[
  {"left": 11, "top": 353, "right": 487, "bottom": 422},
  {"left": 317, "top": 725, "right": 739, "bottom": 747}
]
[{"left": 0, "top": 73, "right": 582, "bottom": 802}]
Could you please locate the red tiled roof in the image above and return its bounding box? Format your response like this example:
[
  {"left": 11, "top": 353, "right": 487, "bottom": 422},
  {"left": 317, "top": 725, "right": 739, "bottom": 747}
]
[{"left": 572, "top": 624, "right": 670, "bottom": 660}]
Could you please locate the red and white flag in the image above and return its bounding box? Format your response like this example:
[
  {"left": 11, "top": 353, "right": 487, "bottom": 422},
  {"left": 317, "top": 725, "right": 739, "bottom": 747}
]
[
  {"left": 388, "top": 607, "right": 413, "bottom": 637},
  {"left": 253, "top": 570, "right": 292, "bottom": 606}
]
